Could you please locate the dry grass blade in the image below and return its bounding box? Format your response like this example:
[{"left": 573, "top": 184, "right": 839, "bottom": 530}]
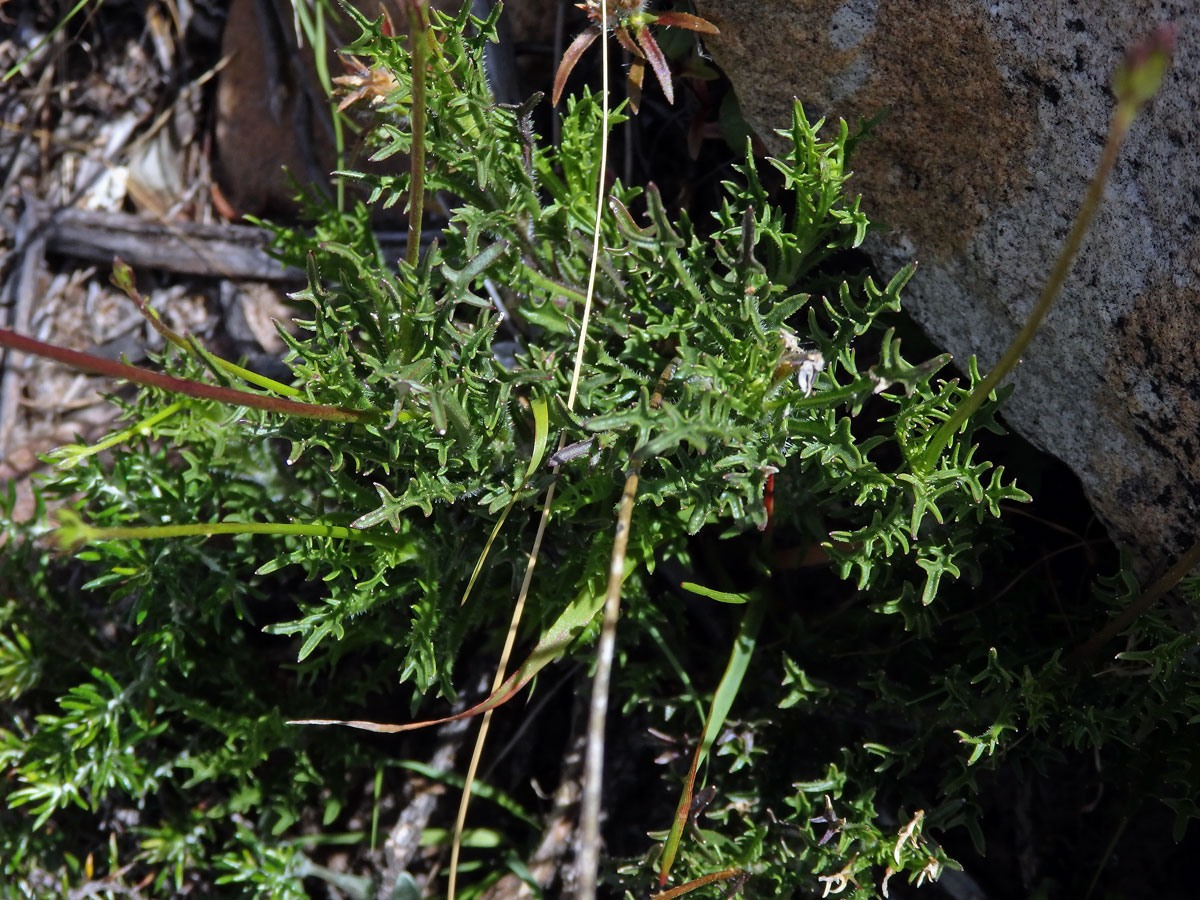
[
  {"left": 650, "top": 868, "right": 746, "bottom": 900},
  {"left": 552, "top": 26, "right": 601, "bottom": 107},
  {"left": 447, "top": 481, "right": 559, "bottom": 900},
  {"left": 287, "top": 578, "right": 608, "bottom": 732},
  {"left": 448, "top": 398, "right": 549, "bottom": 900},
  {"left": 633, "top": 26, "right": 672, "bottom": 105}
]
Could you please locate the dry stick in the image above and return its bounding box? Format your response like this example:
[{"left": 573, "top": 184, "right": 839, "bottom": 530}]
[
  {"left": 25, "top": 202, "right": 429, "bottom": 282},
  {"left": 0, "top": 203, "right": 43, "bottom": 458},
  {"left": 577, "top": 464, "right": 638, "bottom": 900},
  {"left": 448, "top": 4, "right": 614, "bottom": 898},
  {"left": 384, "top": 714, "right": 474, "bottom": 889},
  {"left": 1070, "top": 538, "right": 1200, "bottom": 665},
  {"left": 578, "top": 358, "right": 677, "bottom": 900}
]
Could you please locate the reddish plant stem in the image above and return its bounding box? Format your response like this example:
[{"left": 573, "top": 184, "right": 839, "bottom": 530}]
[
  {"left": 1070, "top": 538, "right": 1200, "bottom": 665},
  {"left": 0, "top": 328, "right": 369, "bottom": 423}
]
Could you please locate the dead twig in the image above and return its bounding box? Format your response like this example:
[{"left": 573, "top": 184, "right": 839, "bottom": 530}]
[
  {"left": 0, "top": 197, "right": 45, "bottom": 458},
  {"left": 32, "top": 203, "right": 428, "bottom": 282}
]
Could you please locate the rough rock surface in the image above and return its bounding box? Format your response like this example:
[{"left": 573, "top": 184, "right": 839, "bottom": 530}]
[{"left": 695, "top": 0, "right": 1200, "bottom": 572}]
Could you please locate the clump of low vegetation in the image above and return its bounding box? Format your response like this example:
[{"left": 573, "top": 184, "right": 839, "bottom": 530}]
[{"left": 0, "top": 4, "right": 1190, "bottom": 899}]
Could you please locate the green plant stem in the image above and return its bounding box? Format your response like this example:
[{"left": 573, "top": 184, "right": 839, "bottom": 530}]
[
  {"left": 50, "top": 401, "right": 184, "bottom": 468},
  {"left": 917, "top": 100, "right": 1140, "bottom": 474},
  {"left": 0, "top": 328, "right": 369, "bottom": 423},
  {"left": 516, "top": 264, "right": 590, "bottom": 310},
  {"left": 58, "top": 513, "right": 414, "bottom": 552},
  {"left": 112, "top": 258, "right": 300, "bottom": 397},
  {"left": 315, "top": 2, "right": 347, "bottom": 213},
  {"left": 406, "top": 0, "right": 429, "bottom": 269}
]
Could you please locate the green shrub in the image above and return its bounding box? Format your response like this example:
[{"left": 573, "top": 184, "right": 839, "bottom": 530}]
[{"left": 1, "top": 5, "right": 1193, "bottom": 900}]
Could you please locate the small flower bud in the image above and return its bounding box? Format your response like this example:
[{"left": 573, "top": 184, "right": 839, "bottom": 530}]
[{"left": 1112, "top": 23, "right": 1175, "bottom": 107}]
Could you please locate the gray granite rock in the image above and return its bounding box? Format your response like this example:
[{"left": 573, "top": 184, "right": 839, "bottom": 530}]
[{"left": 695, "top": 0, "right": 1199, "bottom": 572}]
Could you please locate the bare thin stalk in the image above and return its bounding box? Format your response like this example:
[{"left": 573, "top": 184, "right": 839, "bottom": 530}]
[
  {"left": 1070, "top": 538, "right": 1200, "bottom": 665},
  {"left": 448, "top": 476, "right": 560, "bottom": 900},
  {"left": 576, "top": 462, "right": 637, "bottom": 900},
  {"left": 566, "top": 0, "right": 610, "bottom": 412},
  {"left": 917, "top": 20, "right": 1174, "bottom": 474},
  {"left": 451, "top": 3, "right": 614, "bottom": 887},
  {"left": 578, "top": 357, "right": 677, "bottom": 900},
  {"left": 918, "top": 106, "right": 1134, "bottom": 473}
]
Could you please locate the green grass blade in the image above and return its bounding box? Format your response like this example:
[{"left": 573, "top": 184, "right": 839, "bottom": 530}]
[
  {"left": 3, "top": 0, "right": 92, "bottom": 81},
  {"left": 659, "top": 590, "right": 766, "bottom": 885},
  {"left": 395, "top": 760, "right": 540, "bottom": 829},
  {"left": 459, "top": 397, "right": 549, "bottom": 605}
]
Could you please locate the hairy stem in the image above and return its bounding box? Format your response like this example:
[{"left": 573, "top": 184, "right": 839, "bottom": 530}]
[{"left": 406, "top": 0, "right": 429, "bottom": 269}]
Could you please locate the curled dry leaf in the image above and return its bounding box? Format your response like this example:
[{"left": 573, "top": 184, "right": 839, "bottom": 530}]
[{"left": 551, "top": 1, "right": 719, "bottom": 110}]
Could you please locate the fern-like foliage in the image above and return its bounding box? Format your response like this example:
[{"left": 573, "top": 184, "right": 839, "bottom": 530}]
[{"left": 8, "top": 3, "right": 1193, "bottom": 899}]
